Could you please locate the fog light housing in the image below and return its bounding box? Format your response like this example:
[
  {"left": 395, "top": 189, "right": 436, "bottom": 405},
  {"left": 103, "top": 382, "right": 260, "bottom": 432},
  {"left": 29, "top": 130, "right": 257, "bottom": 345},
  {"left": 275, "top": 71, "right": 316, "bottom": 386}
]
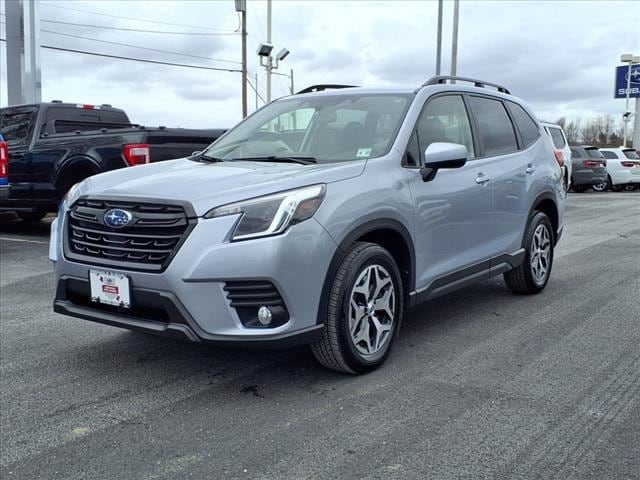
[{"left": 257, "top": 306, "right": 273, "bottom": 325}]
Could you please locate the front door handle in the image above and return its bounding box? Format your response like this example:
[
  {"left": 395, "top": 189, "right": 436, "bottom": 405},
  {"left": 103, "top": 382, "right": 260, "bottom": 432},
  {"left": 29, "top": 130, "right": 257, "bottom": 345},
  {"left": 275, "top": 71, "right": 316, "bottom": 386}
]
[{"left": 475, "top": 174, "right": 491, "bottom": 184}]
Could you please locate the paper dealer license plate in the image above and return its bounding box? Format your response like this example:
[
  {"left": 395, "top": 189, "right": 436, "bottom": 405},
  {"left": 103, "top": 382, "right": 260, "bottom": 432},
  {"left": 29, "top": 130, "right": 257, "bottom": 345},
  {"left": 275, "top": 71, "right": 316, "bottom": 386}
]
[{"left": 89, "top": 269, "right": 131, "bottom": 308}]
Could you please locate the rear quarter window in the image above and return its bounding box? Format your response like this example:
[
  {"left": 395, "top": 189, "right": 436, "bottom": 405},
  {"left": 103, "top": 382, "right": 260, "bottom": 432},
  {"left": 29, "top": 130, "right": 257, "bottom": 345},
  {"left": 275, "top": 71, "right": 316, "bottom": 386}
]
[
  {"left": 506, "top": 101, "right": 540, "bottom": 147},
  {"left": 547, "top": 127, "right": 567, "bottom": 149},
  {"left": 0, "top": 110, "right": 37, "bottom": 144},
  {"left": 601, "top": 151, "right": 618, "bottom": 159}
]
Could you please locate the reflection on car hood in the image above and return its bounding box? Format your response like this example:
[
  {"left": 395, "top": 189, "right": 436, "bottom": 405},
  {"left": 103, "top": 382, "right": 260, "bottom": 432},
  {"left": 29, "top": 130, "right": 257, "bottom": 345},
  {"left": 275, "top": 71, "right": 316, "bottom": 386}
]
[{"left": 76, "top": 158, "right": 366, "bottom": 216}]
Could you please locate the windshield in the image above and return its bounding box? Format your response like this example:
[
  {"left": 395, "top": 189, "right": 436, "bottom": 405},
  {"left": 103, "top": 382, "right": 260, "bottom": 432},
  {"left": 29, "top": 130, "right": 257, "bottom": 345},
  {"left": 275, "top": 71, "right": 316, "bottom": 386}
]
[{"left": 204, "top": 93, "right": 412, "bottom": 163}]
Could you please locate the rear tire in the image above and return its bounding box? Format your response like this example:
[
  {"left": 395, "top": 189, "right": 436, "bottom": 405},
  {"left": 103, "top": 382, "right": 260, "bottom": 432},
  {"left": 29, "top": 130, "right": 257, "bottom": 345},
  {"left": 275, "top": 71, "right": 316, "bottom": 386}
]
[
  {"left": 623, "top": 184, "right": 637, "bottom": 192},
  {"left": 311, "top": 242, "right": 403, "bottom": 374},
  {"left": 572, "top": 185, "right": 587, "bottom": 193},
  {"left": 17, "top": 210, "right": 47, "bottom": 222},
  {"left": 504, "top": 212, "right": 554, "bottom": 295},
  {"left": 592, "top": 182, "right": 607, "bottom": 192},
  {"left": 608, "top": 176, "right": 622, "bottom": 192}
]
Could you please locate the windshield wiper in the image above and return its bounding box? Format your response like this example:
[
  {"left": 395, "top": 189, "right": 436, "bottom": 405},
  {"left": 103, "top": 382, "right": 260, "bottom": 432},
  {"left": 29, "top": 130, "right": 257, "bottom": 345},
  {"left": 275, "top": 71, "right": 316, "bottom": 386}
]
[
  {"left": 191, "top": 153, "right": 224, "bottom": 163},
  {"left": 232, "top": 155, "right": 317, "bottom": 165}
]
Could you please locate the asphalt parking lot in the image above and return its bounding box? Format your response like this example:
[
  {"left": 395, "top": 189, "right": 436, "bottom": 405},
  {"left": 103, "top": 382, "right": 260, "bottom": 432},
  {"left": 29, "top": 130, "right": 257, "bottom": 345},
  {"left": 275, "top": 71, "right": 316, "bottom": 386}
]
[{"left": 1, "top": 192, "right": 639, "bottom": 480}]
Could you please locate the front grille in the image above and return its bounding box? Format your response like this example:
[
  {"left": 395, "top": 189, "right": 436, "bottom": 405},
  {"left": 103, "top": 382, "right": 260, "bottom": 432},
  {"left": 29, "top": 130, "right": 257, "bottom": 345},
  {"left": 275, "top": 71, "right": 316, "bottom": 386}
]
[
  {"left": 65, "top": 198, "right": 194, "bottom": 272},
  {"left": 224, "top": 281, "right": 289, "bottom": 328}
]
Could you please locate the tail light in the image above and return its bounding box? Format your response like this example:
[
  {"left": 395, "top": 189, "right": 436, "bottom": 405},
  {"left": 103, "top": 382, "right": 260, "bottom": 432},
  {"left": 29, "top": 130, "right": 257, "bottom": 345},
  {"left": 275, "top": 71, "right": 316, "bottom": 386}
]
[
  {"left": 553, "top": 150, "right": 565, "bottom": 167},
  {"left": 0, "top": 140, "right": 8, "bottom": 186},
  {"left": 123, "top": 144, "right": 151, "bottom": 166},
  {"left": 620, "top": 161, "right": 636, "bottom": 168},
  {"left": 582, "top": 160, "right": 604, "bottom": 168}
]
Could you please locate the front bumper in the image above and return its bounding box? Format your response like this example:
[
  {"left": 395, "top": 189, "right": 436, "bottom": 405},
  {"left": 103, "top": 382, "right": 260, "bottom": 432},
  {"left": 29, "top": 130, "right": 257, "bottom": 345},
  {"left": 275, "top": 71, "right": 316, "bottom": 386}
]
[{"left": 52, "top": 213, "right": 338, "bottom": 348}]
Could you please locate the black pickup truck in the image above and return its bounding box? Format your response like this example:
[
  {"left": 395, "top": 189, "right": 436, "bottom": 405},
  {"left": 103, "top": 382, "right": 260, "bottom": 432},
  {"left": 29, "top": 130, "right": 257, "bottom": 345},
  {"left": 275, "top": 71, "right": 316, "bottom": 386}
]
[{"left": 0, "top": 102, "right": 225, "bottom": 221}]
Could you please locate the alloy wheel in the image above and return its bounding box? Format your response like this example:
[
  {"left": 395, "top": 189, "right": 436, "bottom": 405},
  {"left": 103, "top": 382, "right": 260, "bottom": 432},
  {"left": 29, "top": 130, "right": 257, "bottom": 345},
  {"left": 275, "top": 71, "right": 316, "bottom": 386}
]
[
  {"left": 348, "top": 264, "right": 396, "bottom": 357},
  {"left": 530, "top": 224, "right": 551, "bottom": 285}
]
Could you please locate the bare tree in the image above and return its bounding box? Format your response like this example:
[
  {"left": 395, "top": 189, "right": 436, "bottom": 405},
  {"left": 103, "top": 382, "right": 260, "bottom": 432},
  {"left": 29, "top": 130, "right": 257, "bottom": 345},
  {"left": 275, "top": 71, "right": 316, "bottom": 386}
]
[
  {"left": 564, "top": 119, "right": 580, "bottom": 144},
  {"left": 556, "top": 117, "right": 567, "bottom": 129},
  {"left": 580, "top": 118, "right": 601, "bottom": 145}
]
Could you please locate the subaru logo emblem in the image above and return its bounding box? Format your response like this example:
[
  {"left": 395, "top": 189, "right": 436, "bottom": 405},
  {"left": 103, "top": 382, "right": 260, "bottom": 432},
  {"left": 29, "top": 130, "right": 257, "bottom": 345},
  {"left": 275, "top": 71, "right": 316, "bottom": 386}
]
[{"left": 104, "top": 208, "right": 133, "bottom": 229}]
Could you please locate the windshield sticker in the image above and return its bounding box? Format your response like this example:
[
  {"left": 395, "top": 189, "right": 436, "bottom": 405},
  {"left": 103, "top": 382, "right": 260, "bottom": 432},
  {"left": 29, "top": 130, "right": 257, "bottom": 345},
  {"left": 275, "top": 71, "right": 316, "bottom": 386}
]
[{"left": 356, "top": 148, "right": 372, "bottom": 158}]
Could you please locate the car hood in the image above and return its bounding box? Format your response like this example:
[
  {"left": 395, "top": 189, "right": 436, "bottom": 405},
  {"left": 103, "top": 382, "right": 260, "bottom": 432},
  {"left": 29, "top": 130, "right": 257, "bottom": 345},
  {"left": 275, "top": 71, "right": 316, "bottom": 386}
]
[{"left": 77, "top": 158, "right": 366, "bottom": 216}]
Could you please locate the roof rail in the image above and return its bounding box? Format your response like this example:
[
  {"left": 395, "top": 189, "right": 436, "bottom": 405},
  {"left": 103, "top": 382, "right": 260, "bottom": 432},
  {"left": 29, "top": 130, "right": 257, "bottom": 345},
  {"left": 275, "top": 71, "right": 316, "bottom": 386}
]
[
  {"left": 296, "top": 84, "right": 357, "bottom": 94},
  {"left": 422, "top": 76, "right": 511, "bottom": 94}
]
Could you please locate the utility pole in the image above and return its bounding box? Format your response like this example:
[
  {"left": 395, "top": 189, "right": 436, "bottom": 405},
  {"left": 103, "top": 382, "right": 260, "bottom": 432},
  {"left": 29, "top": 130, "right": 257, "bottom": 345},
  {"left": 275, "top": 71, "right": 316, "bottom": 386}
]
[
  {"left": 289, "top": 68, "right": 294, "bottom": 95},
  {"left": 435, "top": 0, "right": 443, "bottom": 75},
  {"left": 234, "top": 1, "right": 248, "bottom": 118},
  {"left": 450, "top": 0, "right": 459, "bottom": 80},
  {"left": 6, "top": 0, "right": 42, "bottom": 105},
  {"left": 266, "top": 0, "right": 272, "bottom": 102}
]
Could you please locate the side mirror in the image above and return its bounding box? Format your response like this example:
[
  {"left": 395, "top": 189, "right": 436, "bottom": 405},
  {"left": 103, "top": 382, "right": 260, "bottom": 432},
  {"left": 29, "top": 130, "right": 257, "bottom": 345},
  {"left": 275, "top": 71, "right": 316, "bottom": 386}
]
[
  {"left": 191, "top": 150, "right": 202, "bottom": 157},
  {"left": 420, "top": 142, "right": 468, "bottom": 182}
]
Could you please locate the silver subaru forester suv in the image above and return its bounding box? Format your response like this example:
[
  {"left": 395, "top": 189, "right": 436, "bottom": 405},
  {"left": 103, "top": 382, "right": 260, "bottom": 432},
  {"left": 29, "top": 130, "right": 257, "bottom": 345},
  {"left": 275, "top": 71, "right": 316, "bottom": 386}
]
[{"left": 50, "top": 76, "right": 565, "bottom": 374}]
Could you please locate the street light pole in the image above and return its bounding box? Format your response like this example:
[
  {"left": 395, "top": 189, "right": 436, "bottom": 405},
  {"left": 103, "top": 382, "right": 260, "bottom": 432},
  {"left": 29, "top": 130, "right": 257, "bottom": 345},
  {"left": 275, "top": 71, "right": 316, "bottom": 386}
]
[
  {"left": 622, "top": 54, "right": 633, "bottom": 147},
  {"left": 266, "top": 0, "right": 272, "bottom": 102},
  {"left": 234, "top": 0, "right": 248, "bottom": 118},
  {"left": 435, "top": 0, "right": 443, "bottom": 75},
  {"left": 450, "top": 0, "right": 459, "bottom": 80}
]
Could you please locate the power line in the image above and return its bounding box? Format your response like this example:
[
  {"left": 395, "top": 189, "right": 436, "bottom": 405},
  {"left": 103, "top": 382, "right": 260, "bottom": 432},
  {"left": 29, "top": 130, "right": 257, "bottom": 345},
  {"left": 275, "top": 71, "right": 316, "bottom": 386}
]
[
  {"left": 39, "top": 19, "right": 239, "bottom": 36},
  {"left": 40, "top": 2, "right": 235, "bottom": 33},
  {"left": 40, "top": 29, "right": 242, "bottom": 65},
  {"left": 0, "top": 38, "right": 242, "bottom": 73}
]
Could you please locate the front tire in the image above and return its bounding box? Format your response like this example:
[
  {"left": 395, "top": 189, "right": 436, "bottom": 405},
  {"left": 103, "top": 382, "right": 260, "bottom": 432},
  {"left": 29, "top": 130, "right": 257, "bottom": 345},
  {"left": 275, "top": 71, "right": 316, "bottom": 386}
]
[
  {"left": 504, "top": 212, "right": 554, "bottom": 295},
  {"left": 311, "top": 242, "right": 403, "bottom": 374}
]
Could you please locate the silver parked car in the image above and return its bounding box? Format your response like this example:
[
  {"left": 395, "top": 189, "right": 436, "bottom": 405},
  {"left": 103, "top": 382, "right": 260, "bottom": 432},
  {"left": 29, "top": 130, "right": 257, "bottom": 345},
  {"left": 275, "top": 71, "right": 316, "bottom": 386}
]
[{"left": 50, "top": 76, "right": 565, "bottom": 374}]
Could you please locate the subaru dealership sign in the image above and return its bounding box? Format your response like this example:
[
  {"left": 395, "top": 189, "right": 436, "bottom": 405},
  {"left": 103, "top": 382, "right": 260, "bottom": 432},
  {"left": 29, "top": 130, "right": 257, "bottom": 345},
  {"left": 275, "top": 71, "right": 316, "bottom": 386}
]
[{"left": 614, "top": 64, "right": 640, "bottom": 98}]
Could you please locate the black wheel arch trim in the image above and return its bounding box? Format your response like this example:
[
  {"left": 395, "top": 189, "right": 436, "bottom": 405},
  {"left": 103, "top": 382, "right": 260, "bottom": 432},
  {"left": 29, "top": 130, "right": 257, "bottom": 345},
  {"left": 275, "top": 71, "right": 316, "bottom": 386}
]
[
  {"left": 528, "top": 191, "right": 560, "bottom": 244},
  {"left": 316, "top": 218, "right": 416, "bottom": 325},
  {"left": 54, "top": 155, "right": 101, "bottom": 190}
]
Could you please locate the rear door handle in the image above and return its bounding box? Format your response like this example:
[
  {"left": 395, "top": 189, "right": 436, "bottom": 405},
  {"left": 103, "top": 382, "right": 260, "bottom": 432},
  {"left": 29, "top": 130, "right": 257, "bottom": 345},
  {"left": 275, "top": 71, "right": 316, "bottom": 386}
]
[
  {"left": 526, "top": 165, "right": 536, "bottom": 174},
  {"left": 475, "top": 174, "right": 491, "bottom": 184}
]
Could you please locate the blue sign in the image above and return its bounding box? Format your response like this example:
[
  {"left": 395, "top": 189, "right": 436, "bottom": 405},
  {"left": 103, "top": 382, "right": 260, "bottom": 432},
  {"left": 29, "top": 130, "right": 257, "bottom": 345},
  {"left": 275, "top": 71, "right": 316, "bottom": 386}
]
[{"left": 614, "top": 64, "right": 640, "bottom": 99}]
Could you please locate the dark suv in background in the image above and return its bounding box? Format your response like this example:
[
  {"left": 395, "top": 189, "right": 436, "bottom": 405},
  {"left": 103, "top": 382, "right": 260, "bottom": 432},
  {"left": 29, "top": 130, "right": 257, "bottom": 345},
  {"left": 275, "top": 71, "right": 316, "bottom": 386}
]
[{"left": 569, "top": 145, "right": 608, "bottom": 192}]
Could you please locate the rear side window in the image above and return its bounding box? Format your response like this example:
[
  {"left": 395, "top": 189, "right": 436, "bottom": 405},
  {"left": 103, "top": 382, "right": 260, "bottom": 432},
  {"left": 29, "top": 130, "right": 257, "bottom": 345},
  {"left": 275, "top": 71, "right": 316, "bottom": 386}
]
[
  {"left": 601, "top": 151, "right": 618, "bottom": 159},
  {"left": 623, "top": 150, "right": 640, "bottom": 159},
  {"left": 506, "top": 101, "right": 540, "bottom": 147},
  {"left": 0, "top": 110, "right": 37, "bottom": 144},
  {"left": 586, "top": 148, "right": 604, "bottom": 159},
  {"left": 547, "top": 127, "right": 567, "bottom": 149},
  {"left": 468, "top": 96, "right": 518, "bottom": 156}
]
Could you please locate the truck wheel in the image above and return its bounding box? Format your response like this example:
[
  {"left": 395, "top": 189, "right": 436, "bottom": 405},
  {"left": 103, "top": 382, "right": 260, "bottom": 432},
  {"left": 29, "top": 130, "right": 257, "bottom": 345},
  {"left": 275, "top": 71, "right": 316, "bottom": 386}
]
[
  {"left": 504, "top": 212, "right": 554, "bottom": 295},
  {"left": 311, "top": 242, "right": 403, "bottom": 374},
  {"left": 17, "top": 210, "right": 47, "bottom": 222}
]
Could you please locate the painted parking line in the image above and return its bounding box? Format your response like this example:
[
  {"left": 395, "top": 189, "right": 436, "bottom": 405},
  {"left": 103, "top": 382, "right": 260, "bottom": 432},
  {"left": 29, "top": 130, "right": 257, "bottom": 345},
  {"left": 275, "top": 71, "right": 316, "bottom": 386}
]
[{"left": 0, "top": 237, "right": 49, "bottom": 245}]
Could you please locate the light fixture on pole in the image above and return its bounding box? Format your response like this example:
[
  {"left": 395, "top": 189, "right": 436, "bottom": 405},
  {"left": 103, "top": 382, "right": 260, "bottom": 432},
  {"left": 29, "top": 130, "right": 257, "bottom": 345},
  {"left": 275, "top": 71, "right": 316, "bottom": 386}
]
[
  {"left": 620, "top": 54, "right": 640, "bottom": 148},
  {"left": 234, "top": 0, "right": 248, "bottom": 118},
  {"left": 257, "top": 43, "right": 290, "bottom": 102}
]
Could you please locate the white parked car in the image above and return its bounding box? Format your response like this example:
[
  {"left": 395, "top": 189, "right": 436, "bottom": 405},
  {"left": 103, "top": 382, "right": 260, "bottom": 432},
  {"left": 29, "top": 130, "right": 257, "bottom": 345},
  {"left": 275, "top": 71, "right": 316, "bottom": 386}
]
[
  {"left": 541, "top": 121, "right": 572, "bottom": 191},
  {"left": 599, "top": 147, "right": 640, "bottom": 191}
]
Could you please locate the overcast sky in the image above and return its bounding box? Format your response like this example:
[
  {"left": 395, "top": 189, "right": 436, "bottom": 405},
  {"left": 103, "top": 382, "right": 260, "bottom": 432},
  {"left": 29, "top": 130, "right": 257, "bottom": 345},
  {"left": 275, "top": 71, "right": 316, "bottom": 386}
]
[{"left": 1, "top": 0, "right": 639, "bottom": 129}]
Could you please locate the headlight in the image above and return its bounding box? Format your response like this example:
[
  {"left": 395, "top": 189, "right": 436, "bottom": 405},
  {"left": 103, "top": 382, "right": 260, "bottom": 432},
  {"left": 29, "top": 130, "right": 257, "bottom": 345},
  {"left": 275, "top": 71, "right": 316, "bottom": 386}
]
[{"left": 205, "top": 184, "right": 326, "bottom": 241}]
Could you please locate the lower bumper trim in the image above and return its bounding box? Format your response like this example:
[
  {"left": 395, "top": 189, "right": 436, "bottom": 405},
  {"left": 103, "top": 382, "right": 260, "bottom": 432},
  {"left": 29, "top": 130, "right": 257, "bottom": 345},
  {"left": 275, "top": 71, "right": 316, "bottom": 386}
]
[{"left": 53, "top": 299, "right": 324, "bottom": 349}]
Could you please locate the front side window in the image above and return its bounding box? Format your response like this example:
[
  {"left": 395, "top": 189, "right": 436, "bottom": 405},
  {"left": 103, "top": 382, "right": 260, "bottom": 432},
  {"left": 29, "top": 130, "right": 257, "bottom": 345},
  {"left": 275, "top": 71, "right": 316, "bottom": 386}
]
[
  {"left": 416, "top": 95, "right": 475, "bottom": 158},
  {"left": 205, "top": 94, "right": 411, "bottom": 163},
  {"left": 468, "top": 96, "right": 518, "bottom": 156}
]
